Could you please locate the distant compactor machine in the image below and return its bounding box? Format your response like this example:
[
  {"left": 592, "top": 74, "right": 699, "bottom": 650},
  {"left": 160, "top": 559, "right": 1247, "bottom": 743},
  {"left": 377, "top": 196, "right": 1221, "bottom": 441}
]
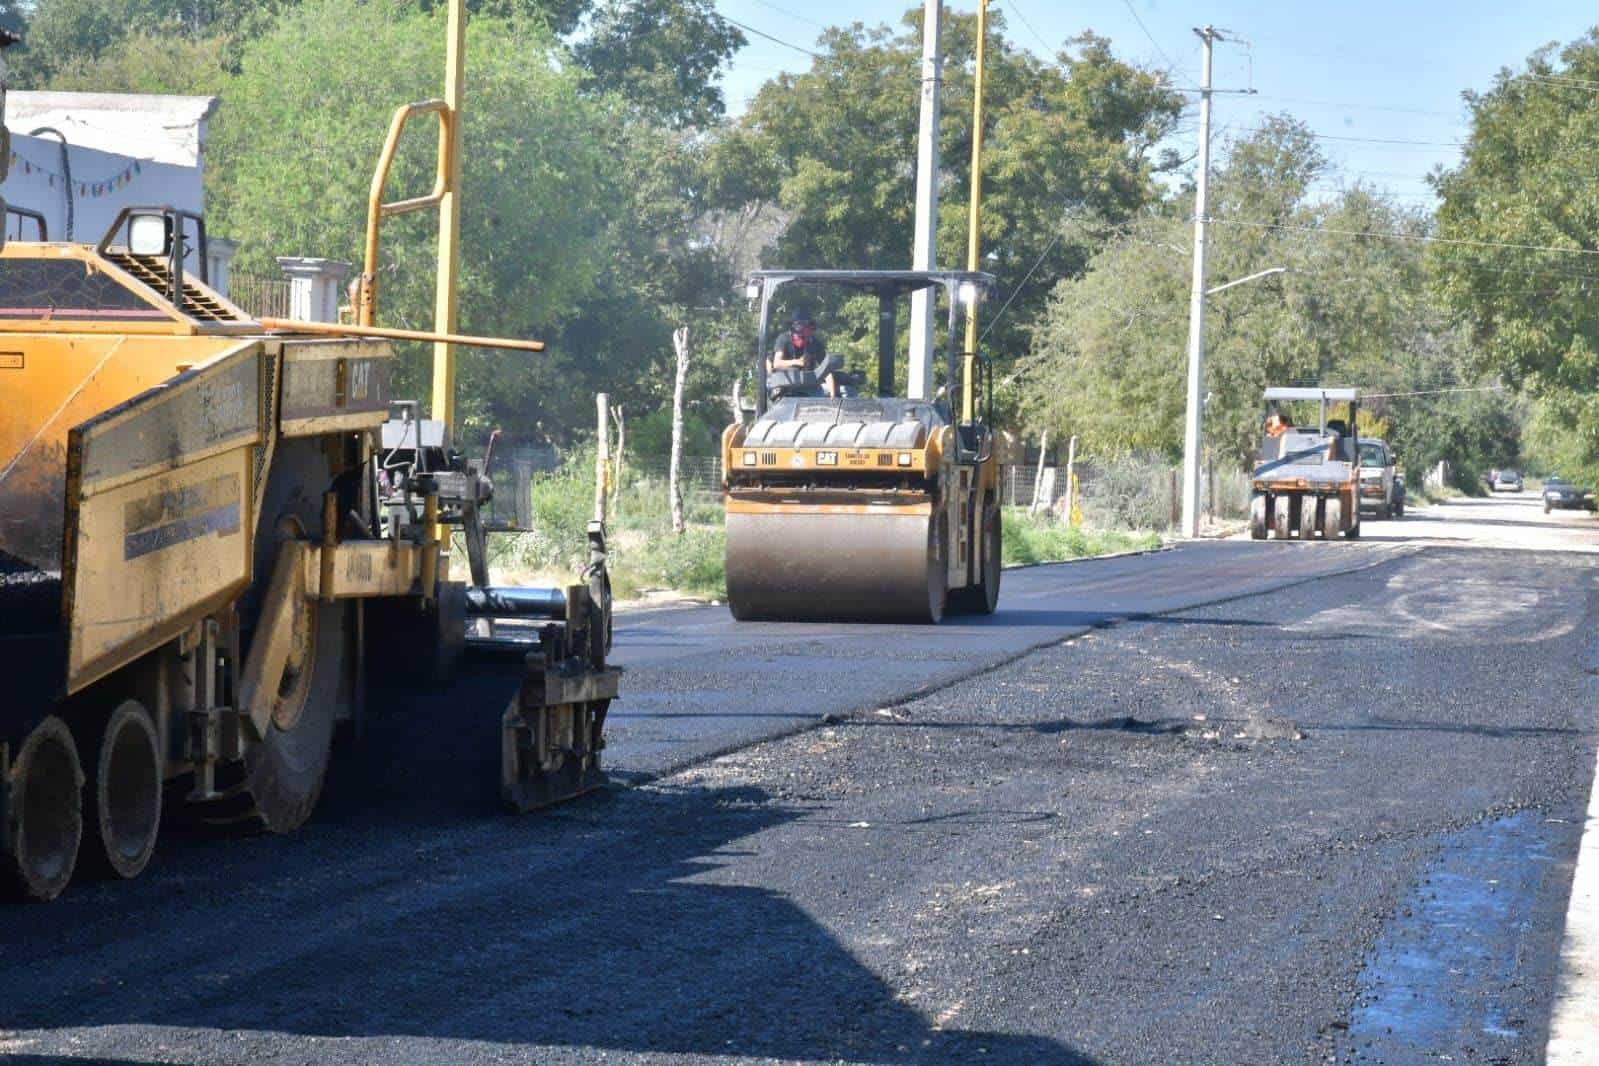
[
  {"left": 0, "top": 178, "right": 618, "bottom": 898},
  {"left": 722, "top": 270, "right": 1002, "bottom": 624},
  {"left": 1249, "top": 386, "right": 1364, "bottom": 541}
]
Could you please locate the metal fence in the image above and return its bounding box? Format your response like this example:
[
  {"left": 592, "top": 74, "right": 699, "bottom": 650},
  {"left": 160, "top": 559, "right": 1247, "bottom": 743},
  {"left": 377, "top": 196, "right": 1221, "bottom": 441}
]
[
  {"left": 1004, "top": 455, "right": 1251, "bottom": 531},
  {"left": 229, "top": 272, "right": 292, "bottom": 319},
  {"left": 619, "top": 456, "right": 726, "bottom": 499},
  {"left": 487, "top": 449, "right": 1250, "bottom": 534}
]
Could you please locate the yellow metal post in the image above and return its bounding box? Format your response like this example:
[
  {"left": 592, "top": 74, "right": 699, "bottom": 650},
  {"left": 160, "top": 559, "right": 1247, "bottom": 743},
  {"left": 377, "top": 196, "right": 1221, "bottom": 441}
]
[
  {"left": 960, "top": 0, "right": 988, "bottom": 425},
  {"left": 431, "top": 0, "right": 466, "bottom": 437}
]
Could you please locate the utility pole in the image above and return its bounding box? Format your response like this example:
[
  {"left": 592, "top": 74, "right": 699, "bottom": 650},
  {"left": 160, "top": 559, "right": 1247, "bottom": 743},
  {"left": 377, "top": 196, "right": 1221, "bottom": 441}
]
[
  {"left": 430, "top": 0, "right": 467, "bottom": 440},
  {"left": 906, "top": 0, "right": 943, "bottom": 400},
  {"left": 960, "top": 0, "right": 990, "bottom": 425},
  {"left": 1180, "top": 26, "right": 1219, "bottom": 539}
]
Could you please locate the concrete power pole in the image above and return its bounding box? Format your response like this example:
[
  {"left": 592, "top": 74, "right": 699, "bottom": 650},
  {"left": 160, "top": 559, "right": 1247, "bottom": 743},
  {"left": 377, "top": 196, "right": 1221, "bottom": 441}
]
[
  {"left": 906, "top": 0, "right": 943, "bottom": 400},
  {"left": 1180, "top": 26, "right": 1220, "bottom": 539}
]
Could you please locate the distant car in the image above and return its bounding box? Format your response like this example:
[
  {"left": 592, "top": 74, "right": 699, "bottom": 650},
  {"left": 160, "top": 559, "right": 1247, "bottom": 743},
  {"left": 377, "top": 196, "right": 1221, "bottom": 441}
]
[
  {"left": 1356, "top": 438, "right": 1399, "bottom": 518},
  {"left": 1542, "top": 475, "right": 1595, "bottom": 513},
  {"left": 1493, "top": 469, "right": 1523, "bottom": 492}
]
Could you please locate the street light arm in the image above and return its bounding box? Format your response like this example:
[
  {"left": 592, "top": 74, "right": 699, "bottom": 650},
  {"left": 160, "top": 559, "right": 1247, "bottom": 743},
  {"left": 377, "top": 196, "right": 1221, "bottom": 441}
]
[{"left": 1205, "top": 266, "right": 1287, "bottom": 297}]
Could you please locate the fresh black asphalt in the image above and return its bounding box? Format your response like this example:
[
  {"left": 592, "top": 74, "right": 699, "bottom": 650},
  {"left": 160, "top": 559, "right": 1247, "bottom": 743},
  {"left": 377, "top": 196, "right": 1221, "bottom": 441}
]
[{"left": 1, "top": 530, "right": 1595, "bottom": 1064}]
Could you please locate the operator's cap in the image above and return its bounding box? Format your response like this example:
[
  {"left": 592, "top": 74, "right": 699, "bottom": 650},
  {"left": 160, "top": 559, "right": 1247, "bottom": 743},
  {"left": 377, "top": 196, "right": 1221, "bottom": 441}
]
[{"left": 790, "top": 308, "right": 816, "bottom": 327}]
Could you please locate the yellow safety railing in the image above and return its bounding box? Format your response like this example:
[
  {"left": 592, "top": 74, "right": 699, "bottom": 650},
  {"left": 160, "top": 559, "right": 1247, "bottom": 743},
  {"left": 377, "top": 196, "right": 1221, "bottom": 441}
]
[{"left": 357, "top": 97, "right": 454, "bottom": 329}]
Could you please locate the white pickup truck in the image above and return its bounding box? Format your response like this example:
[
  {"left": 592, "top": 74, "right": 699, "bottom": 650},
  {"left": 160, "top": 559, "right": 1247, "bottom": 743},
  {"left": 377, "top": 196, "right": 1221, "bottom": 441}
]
[{"left": 1357, "top": 438, "right": 1402, "bottom": 519}]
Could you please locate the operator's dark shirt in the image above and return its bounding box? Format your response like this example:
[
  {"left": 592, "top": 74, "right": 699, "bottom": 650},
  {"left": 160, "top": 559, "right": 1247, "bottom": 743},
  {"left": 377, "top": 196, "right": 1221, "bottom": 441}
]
[{"left": 775, "top": 333, "right": 826, "bottom": 371}]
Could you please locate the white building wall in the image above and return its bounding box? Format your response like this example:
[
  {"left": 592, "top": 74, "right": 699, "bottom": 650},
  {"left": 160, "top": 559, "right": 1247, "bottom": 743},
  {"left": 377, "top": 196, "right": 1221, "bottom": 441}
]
[
  {"left": 2, "top": 92, "right": 222, "bottom": 282},
  {"left": 2, "top": 134, "right": 203, "bottom": 244}
]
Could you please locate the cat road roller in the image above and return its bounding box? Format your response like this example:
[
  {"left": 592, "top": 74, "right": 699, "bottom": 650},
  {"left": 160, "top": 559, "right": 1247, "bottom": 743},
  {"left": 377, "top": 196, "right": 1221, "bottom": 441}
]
[
  {"left": 0, "top": 108, "right": 618, "bottom": 901},
  {"left": 1249, "top": 386, "right": 1364, "bottom": 541},
  {"left": 721, "top": 270, "right": 1003, "bottom": 623}
]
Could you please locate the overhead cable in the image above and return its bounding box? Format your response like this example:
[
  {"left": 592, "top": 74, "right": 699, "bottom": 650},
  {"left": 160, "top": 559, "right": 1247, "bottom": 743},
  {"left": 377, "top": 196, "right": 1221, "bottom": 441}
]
[{"left": 1210, "top": 217, "right": 1599, "bottom": 258}]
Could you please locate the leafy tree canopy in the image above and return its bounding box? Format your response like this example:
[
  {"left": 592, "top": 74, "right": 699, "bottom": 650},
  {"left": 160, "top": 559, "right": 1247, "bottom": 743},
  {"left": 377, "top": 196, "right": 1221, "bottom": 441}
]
[
  {"left": 573, "top": 0, "right": 743, "bottom": 129},
  {"left": 209, "top": 0, "right": 618, "bottom": 433},
  {"left": 1025, "top": 117, "right": 1513, "bottom": 483},
  {"left": 1431, "top": 29, "right": 1599, "bottom": 473}
]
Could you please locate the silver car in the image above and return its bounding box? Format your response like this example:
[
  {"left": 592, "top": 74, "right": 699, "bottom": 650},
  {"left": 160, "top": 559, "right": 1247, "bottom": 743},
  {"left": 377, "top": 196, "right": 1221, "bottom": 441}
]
[{"left": 1493, "top": 469, "right": 1523, "bottom": 492}]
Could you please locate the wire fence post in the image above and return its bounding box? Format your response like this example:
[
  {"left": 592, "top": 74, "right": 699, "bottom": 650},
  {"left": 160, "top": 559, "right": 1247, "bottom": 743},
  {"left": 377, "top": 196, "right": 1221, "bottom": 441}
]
[
  {"left": 1030, "top": 429, "right": 1050, "bottom": 516},
  {"left": 1065, "top": 434, "right": 1079, "bottom": 527},
  {"left": 594, "top": 392, "right": 610, "bottom": 525}
]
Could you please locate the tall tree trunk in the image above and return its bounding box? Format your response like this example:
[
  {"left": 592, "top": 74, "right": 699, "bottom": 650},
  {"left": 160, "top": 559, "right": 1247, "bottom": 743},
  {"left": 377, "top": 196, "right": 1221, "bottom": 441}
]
[
  {"left": 594, "top": 392, "right": 610, "bottom": 525},
  {"left": 1030, "top": 429, "right": 1050, "bottom": 516},
  {"left": 669, "top": 326, "right": 690, "bottom": 535}
]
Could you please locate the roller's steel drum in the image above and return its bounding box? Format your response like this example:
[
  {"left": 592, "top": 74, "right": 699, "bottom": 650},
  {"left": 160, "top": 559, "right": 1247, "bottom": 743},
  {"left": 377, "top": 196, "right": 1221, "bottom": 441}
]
[{"left": 725, "top": 506, "right": 945, "bottom": 623}]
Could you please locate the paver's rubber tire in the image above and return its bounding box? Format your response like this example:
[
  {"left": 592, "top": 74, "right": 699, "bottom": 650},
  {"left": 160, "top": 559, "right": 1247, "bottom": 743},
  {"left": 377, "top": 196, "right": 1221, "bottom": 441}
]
[
  {"left": 1249, "top": 495, "right": 1268, "bottom": 540},
  {"left": 77, "top": 699, "right": 161, "bottom": 880},
  {"left": 1300, "top": 496, "right": 1320, "bottom": 540},
  {"left": 950, "top": 506, "right": 1001, "bottom": 614},
  {"left": 1273, "top": 496, "right": 1292, "bottom": 540},
  {"left": 1324, "top": 497, "right": 1344, "bottom": 540},
  {"left": 1, "top": 716, "right": 83, "bottom": 902},
  {"left": 235, "top": 598, "right": 344, "bottom": 833},
  {"left": 211, "top": 440, "right": 347, "bottom": 834}
]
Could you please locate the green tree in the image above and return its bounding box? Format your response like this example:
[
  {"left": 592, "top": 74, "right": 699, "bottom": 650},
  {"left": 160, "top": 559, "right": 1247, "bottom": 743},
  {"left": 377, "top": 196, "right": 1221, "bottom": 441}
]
[
  {"left": 1430, "top": 29, "right": 1599, "bottom": 475},
  {"left": 41, "top": 26, "right": 233, "bottom": 93},
  {"left": 209, "top": 0, "right": 618, "bottom": 435},
  {"left": 573, "top": 0, "right": 743, "bottom": 129},
  {"left": 1025, "top": 118, "right": 1501, "bottom": 480}
]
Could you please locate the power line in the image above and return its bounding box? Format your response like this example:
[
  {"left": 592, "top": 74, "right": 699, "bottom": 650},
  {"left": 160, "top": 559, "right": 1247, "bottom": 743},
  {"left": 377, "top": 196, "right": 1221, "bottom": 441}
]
[
  {"left": 1363, "top": 384, "right": 1506, "bottom": 399},
  {"left": 1118, "top": 0, "right": 1193, "bottom": 88},
  {"left": 717, "top": 10, "right": 822, "bottom": 58},
  {"left": 1526, "top": 72, "right": 1599, "bottom": 91},
  {"left": 979, "top": 230, "right": 1064, "bottom": 343},
  {"left": 1247, "top": 93, "right": 1462, "bottom": 119},
  {"left": 745, "top": 0, "right": 827, "bottom": 31},
  {"left": 1221, "top": 125, "right": 1464, "bottom": 149},
  {"left": 1210, "top": 217, "right": 1599, "bottom": 258},
  {"left": 1005, "top": 0, "right": 1057, "bottom": 59}
]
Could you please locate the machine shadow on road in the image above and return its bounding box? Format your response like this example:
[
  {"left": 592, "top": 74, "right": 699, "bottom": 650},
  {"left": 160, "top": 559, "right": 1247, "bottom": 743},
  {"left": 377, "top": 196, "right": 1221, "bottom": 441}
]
[{"left": 0, "top": 676, "right": 1092, "bottom": 1065}]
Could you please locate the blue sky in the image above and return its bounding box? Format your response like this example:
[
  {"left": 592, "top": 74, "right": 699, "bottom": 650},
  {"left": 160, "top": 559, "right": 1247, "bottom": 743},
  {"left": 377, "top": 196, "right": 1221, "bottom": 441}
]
[{"left": 713, "top": 0, "right": 1599, "bottom": 206}]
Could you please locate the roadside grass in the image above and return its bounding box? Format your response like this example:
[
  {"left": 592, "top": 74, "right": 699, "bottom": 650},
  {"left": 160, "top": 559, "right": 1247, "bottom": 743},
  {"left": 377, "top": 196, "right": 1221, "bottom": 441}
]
[
  {"left": 1410, "top": 481, "right": 1464, "bottom": 506},
  {"left": 468, "top": 463, "right": 1161, "bottom": 603},
  {"left": 1001, "top": 507, "right": 1162, "bottom": 566},
  {"left": 472, "top": 457, "right": 727, "bottom": 601}
]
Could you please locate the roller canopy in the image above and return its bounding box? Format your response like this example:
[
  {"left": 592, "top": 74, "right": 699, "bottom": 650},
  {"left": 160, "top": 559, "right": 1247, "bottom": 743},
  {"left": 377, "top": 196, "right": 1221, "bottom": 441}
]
[
  {"left": 748, "top": 269, "right": 997, "bottom": 297},
  {"left": 1263, "top": 387, "right": 1359, "bottom": 403}
]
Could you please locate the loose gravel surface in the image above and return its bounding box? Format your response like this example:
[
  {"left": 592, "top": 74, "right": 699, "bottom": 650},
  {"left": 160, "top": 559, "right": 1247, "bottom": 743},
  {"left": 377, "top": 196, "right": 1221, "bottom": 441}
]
[{"left": 2, "top": 498, "right": 1597, "bottom": 1064}]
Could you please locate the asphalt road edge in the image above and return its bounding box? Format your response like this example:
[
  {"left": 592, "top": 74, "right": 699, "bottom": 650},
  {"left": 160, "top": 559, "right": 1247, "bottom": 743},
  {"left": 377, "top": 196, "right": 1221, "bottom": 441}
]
[{"left": 1547, "top": 738, "right": 1599, "bottom": 1064}]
